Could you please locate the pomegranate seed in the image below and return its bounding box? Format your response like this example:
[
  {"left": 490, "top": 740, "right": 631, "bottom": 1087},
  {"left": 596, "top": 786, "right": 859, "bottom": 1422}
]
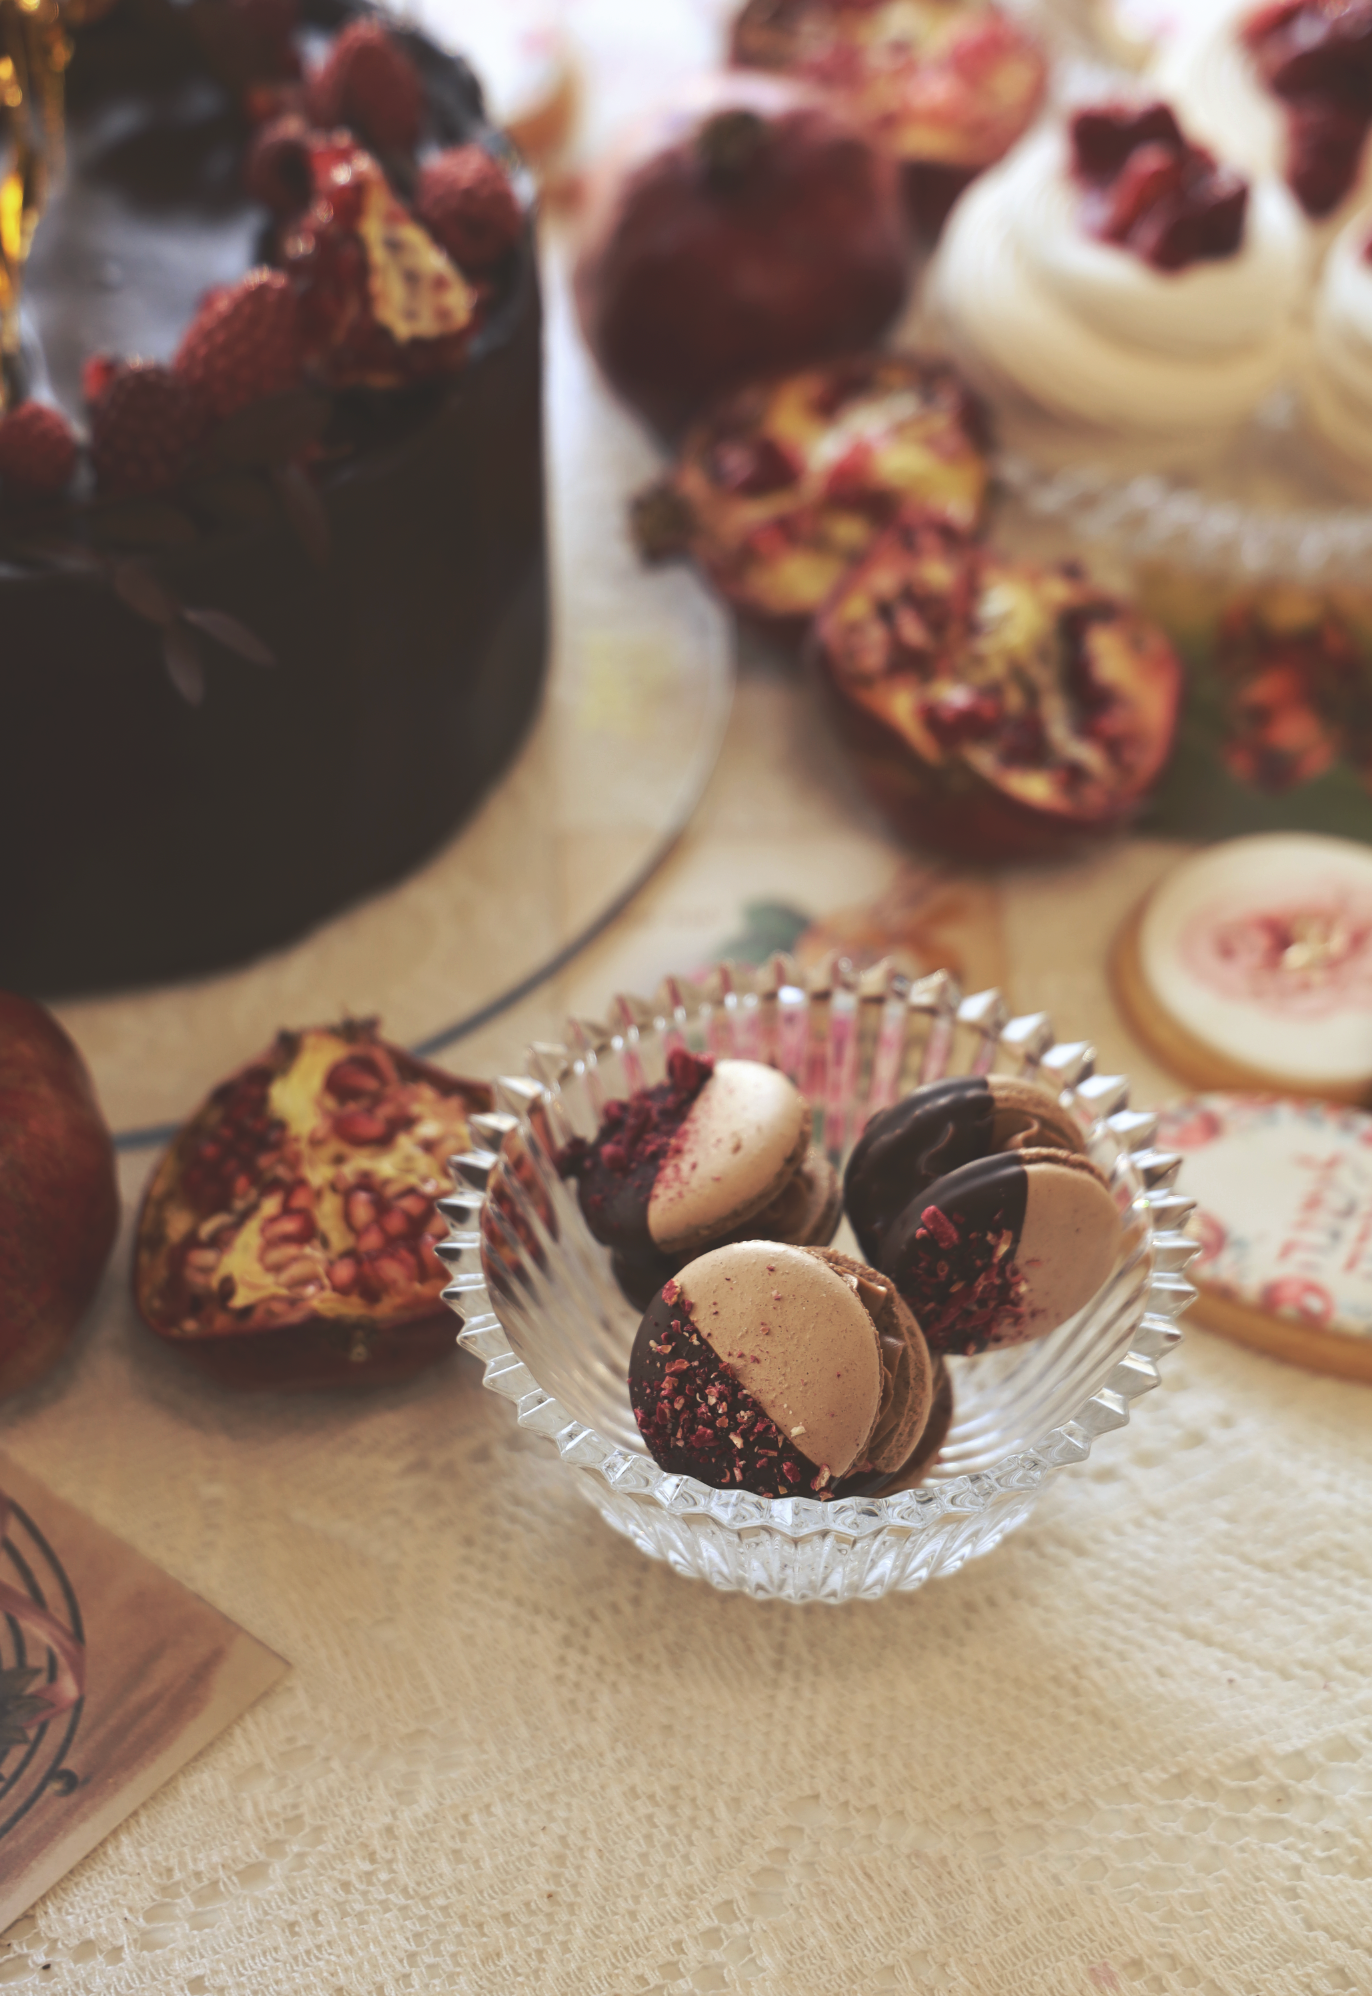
[
  {"left": 822, "top": 440, "right": 875, "bottom": 503},
  {"left": 397, "top": 1191, "right": 430, "bottom": 1220},
  {"left": 381, "top": 1205, "right": 412, "bottom": 1239},
  {"left": 328, "top": 1256, "right": 360, "bottom": 1293},
  {"left": 327, "top": 1054, "right": 387, "bottom": 1100},
  {"left": 921, "top": 685, "right": 1002, "bottom": 748},
  {"left": 276, "top": 1256, "right": 321, "bottom": 1290},
  {"left": 334, "top": 1108, "right": 390, "bottom": 1144},
  {"left": 355, "top": 1222, "right": 386, "bottom": 1255},
  {"left": 345, "top": 1187, "right": 379, "bottom": 1231},
  {"left": 371, "top": 1246, "right": 419, "bottom": 1290},
  {"left": 286, "top": 1180, "right": 314, "bottom": 1211},
  {"left": 707, "top": 433, "right": 801, "bottom": 497},
  {"left": 261, "top": 1208, "right": 315, "bottom": 1243}
]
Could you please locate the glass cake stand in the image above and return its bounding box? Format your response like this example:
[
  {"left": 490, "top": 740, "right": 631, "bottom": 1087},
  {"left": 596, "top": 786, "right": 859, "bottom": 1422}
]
[{"left": 61, "top": 241, "right": 734, "bottom": 1144}]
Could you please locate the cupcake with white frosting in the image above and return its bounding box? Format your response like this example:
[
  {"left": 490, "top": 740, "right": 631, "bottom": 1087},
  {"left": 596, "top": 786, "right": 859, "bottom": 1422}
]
[
  {"left": 1304, "top": 203, "right": 1372, "bottom": 491},
  {"left": 1155, "top": 0, "right": 1372, "bottom": 238},
  {"left": 925, "top": 98, "right": 1308, "bottom": 468}
]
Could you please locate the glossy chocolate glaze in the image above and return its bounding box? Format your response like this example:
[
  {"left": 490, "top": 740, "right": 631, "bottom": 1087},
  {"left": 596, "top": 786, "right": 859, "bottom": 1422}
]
[
  {"left": 1, "top": 0, "right": 547, "bottom": 995},
  {"left": 845, "top": 1076, "right": 996, "bottom": 1262}
]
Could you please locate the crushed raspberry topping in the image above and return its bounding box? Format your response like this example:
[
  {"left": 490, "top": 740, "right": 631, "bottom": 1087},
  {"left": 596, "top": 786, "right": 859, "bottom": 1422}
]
[
  {"left": 558, "top": 1047, "right": 713, "bottom": 1214},
  {"left": 630, "top": 1303, "right": 826, "bottom": 1498},
  {"left": 1070, "top": 102, "right": 1248, "bottom": 271},
  {"left": 894, "top": 1200, "right": 1028, "bottom": 1357},
  {"left": 1244, "top": 1, "right": 1372, "bottom": 217}
]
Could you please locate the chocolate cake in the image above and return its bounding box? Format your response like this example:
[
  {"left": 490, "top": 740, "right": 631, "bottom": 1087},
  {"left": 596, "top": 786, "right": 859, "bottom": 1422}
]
[{"left": 1, "top": 0, "right": 546, "bottom": 996}]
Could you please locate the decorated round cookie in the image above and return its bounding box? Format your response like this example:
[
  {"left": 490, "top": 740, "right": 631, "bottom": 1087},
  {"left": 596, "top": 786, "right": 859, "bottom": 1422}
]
[
  {"left": 1156, "top": 1093, "right": 1372, "bottom": 1381},
  {"left": 1113, "top": 834, "right": 1372, "bottom": 1102}
]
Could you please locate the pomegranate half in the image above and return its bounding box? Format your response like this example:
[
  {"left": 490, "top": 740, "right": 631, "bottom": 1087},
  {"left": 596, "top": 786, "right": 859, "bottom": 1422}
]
[
  {"left": 573, "top": 71, "right": 911, "bottom": 436},
  {"left": 814, "top": 510, "right": 1183, "bottom": 861},
  {"left": 135, "top": 1020, "right": 490, "bottom": 1389},
  {"left": 632, "top": 353, "right": 988, "bottom": 627}
]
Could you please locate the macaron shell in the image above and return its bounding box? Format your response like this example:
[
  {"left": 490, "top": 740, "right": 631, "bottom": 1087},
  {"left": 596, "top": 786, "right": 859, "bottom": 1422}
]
[
  {"left": 681, "top": 1240, "right": 885, "bottom": 1482},
  {"left": 648, "top": 1060, "right": 809, "bottom": 1254},
  {"left": 1016, "top": 1156, "right": 1120, "bottom": 1336},
  {"left": 844, "top": 1076, "right": 996, "bottom": 1261},
  {"left": 879, "top": 1146, "right": 1117, "bottom": 1353}
]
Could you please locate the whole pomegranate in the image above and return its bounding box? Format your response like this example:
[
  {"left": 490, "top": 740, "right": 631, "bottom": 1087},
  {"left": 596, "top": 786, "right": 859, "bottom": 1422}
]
[
  {"left": 0, "top": 994, "right": 119, "bottom": 1400},
  {"left": 135, "top": 1021, "right": 491, "bottom": 1390},
  {"left": 814, "top": 510, "right": 1183, "bottom": 861},
  {"left": 573, "top": 71, "right": 911, "bottom": 436}
]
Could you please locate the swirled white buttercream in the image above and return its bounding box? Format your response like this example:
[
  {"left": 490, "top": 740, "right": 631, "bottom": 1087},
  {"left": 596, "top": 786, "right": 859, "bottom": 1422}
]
[
  {"left": 1154, "top": 0, "right": 1372, "bottom": 234},
  {"left": 925, "top": 124, "right": 1308, "bottom": 460},
  {"left": 1305, "top": 206, "right": 1372, "bottom": 488}
]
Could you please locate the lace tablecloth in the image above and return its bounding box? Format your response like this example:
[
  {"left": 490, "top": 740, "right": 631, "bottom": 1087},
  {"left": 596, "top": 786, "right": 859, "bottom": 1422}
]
[{"left": 5, "top": 648, "right": 1371, "bottom": 1995}]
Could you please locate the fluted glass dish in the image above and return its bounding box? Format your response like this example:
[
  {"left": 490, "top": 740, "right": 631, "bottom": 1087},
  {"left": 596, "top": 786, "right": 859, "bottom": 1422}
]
[{"left": 438, "top": 963, "right": 1197, "bottom": 1602}]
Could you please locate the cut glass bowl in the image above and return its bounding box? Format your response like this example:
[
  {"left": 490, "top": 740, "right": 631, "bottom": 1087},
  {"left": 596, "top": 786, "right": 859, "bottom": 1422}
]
[{"left": 438, "top": 962, "right": 1197, "bottom": 1603}]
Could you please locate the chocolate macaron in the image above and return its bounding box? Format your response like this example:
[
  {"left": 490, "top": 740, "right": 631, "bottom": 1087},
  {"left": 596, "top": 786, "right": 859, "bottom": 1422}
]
[
  {"left": 846, "top": 1076, "right": 1119, "bottom": 1355},
  {"left": 564, "top": 1049, "right": 841, "bottom": 1305},
  {"left": 628, "top": 1239, "right": 936, "bottom": 1499}
]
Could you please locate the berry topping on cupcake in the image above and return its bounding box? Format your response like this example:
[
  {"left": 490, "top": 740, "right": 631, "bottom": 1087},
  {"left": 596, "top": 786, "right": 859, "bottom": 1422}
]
[{"left": 1071, "top": 101, "right": 1249, "bottom": 269}]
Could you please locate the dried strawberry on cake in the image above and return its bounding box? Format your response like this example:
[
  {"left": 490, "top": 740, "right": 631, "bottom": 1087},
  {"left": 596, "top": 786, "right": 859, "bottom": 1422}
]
[
  {"left": 632, "top": 355, "right": 988, "bottom": 628},
  {"left": 813, "top": 509, "right": 1183, "bottom": 859}
]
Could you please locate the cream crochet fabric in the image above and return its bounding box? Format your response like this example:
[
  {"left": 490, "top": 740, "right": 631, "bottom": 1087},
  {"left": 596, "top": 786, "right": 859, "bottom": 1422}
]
[{"left": 2, "top": 1144, "right": 1369, "bottom": 1995}]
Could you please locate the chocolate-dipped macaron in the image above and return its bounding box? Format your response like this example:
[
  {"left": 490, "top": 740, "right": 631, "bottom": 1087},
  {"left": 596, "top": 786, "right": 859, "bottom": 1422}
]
[
  {"left": 846, "top": 1076, "right": 1119, "bottom": 1356},
  {"left": 845, "top": 1075, "right": 1087, "bottom": 1264},
  {"left": 563, "top": 1049, "right": 841, "bottom": 1304},
  {"left": 628, "top": 1239, "right": 935, "bottom": 1499}
]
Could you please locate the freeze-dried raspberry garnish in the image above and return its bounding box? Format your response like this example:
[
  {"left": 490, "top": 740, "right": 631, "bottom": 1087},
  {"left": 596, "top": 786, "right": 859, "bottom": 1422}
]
[
  {"left": 706, "top": 432, "right": 803, "bottom": 498},
  {"left": 564, "top": 1048, "right": 714, "bottom": 1228},
  {"left": 1070, "top": 101, "right": 1247, "bottom": 270},
  {"left": 628, "top": 1298, "right": 821, "bottom": 1497},
  {"left": 889, "top": 1198, "right": 1027, "bottom": 1356}
]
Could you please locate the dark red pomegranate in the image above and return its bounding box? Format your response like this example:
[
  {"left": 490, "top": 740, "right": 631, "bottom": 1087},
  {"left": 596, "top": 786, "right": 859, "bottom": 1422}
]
[
  {"left": 813, "top": 510, "right": 1183, "bottom": 861},
  {"left": 572, "top": 71, "right": 911, "bottom": 436},
  {"left": 134, "top": 1021, "right": 491, "bottom": 1389},
  {"left": 0, "top": 994, "right": 119, "bottom": 1400}
]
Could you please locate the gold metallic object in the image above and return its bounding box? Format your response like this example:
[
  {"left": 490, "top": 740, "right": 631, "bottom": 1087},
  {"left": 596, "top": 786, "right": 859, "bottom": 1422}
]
[{"left": 0, "top": 0, "right": 70, "bottom": 407}]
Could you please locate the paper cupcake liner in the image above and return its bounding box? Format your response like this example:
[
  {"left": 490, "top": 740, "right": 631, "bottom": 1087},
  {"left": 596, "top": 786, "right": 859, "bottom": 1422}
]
[{"left": 438, "top": 960, "right": 1197, "bottom": 1603}]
